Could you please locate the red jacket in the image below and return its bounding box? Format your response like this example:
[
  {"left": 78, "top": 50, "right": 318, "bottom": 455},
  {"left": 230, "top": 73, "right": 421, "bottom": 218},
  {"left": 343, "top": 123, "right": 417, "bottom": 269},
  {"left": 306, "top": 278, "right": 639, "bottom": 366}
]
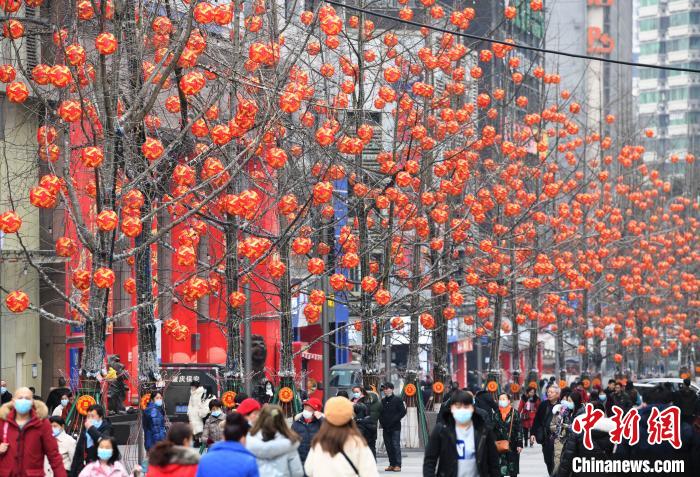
[
  {"left": 518, "top": 395, "right": 540, "bottom": 429},
  {"left": 146, "top": 443, "right": 199, "bottom": 477},
  {"left": 0, "top": 399, "right": 67, "bottom": 477}
]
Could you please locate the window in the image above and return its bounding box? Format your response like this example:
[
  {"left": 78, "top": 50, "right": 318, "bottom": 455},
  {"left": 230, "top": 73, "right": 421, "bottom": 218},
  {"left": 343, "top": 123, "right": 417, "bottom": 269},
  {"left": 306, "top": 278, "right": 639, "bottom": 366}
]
[
  {"left": 669, "top": 88, "right": 688, "bottom": 101},
  {"left": 640, "top": 42, "right": 661, "bottom": 55},
  {"left": 640, "top": 0, "right": 658, "bottom": 6},
  {"left": 639, "top": 92, "right": 660, "bottom": 104},
  {"left": 639, "top": 18, "right": 659, "bottom": 31},
  {"left": 670, "top": 12, "right": 700, "bottom": 26}
]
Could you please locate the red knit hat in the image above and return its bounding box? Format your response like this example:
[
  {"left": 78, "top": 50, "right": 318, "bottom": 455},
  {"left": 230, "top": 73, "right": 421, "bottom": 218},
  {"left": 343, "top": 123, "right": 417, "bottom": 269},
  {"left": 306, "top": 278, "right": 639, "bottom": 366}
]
[
  {"left": 236, "top": 398, "right": 261, "bottom": 416},
  {"left": 303, "top": 398, "right": 323, "bottom": 412}
]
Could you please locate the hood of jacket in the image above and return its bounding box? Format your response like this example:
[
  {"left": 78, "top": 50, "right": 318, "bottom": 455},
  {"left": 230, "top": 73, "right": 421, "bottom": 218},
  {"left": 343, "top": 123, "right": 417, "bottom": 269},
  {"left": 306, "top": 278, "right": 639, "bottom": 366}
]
[
  {"left": 246, "top": 431, "right": 299, "bottom": 459},
  {"left": 0, "top": 398, "right": 48, "bottom": 420},
  {"left": 162, "top": 445, "right": 200, "bottom": 465}
]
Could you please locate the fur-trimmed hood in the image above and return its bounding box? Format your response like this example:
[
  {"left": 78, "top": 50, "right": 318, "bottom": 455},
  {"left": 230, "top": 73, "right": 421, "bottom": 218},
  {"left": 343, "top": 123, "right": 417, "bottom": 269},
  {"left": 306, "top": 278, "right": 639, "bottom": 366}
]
[
  {"left": 0, "top": 398, "right": 48, "bottom": 420},
  {"left": 148, "top": 443, "right": 200, "bottom": 467}
]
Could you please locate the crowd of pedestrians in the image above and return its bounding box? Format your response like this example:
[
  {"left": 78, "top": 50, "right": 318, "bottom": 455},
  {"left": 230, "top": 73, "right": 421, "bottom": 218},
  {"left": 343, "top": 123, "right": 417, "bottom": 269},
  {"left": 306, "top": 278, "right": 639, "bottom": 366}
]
[{"left": 1, "top": 375, "right": 700, "bottom": 477}]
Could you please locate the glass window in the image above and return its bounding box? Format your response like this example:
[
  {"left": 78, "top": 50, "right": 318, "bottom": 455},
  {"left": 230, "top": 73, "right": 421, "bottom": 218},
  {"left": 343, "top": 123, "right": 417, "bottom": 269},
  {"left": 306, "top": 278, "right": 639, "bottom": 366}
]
[
  {"left": 640, "top": 0, "right": 658, "bottom": 6},
  {"left": 639, "top": 92, "right": 659, "bottom": 103},
  {"left": 670, "top": 12, "right": 700, "bottom": 26},
  {"left": 639, "top": 18, "right": 659, "bottom": 31},
  {"left": 640, "top": 42, "right": 661, "bottom": 55},
  {"left": 669, "top": 88, "right": 688, "bottom": 101}
]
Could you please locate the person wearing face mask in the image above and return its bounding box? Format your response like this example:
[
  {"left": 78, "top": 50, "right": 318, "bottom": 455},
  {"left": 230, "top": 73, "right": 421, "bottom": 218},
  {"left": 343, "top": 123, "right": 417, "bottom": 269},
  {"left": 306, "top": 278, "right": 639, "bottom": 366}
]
[
  {"left": 379, "top": 382, "right": 406, "bottom": 472},
  {"left": 52, "top": 392, "right": 73, "bottom": 418},
  {"left": 0, "top": 387, "right": 67, "bottom": 477},
  {"left": 549, "top": 390, "right": 583, "bottom": 476},
  {"left": 46, "top": 377, "right": 72, "bottom": 415},
  {"left": 291, "top": 398, "right": 324, "bottom": 464},
  {"left": 492, "top": 393, "right": 523, "bottom": 477},
  {"left": 202, "top": 400, "right": 226, "bottom": 447},
  {"left": 147, "top": 423, "right": 200, "bottom": 477},
  {"left": 423, "top": 390, "right": 499, "bottom": 477},
  {"left": 531, "top": 383, "right": 560, "bottom": 474},
  {"left": 71, "top": 404, "right": 114, "bottom": 476},
  {"left": 0, "top": 380, "right": 11, "bottom": 405},
  {"left": 236, "top": 398, "right": 262, "bottom": 427},
  {"left": 144, "top": 391, "right": 168, "bottom": 451},
  {"left": 78, "top": 437, "right": 129, "bottom": 477},
  {"left": 517, "top": 387, "right": 539, "bottom": 448},
  {"left": 46, "top": 416, "right": 77, "bottom": 475}
]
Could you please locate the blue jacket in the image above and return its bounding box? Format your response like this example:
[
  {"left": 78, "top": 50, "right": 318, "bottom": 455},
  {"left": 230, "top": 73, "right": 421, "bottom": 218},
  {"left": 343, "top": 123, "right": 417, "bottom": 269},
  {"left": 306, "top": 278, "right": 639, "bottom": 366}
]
[
  {"left": 143, "top": 402, "right": 167, "bottom": 450},
  {"left": 196, "top": 441, "right": 260, "bottom": 477}
]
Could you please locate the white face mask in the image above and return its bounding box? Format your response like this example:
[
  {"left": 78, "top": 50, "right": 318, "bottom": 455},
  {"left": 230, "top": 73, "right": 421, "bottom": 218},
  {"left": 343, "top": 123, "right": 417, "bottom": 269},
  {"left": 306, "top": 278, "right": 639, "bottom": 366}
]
[
  {"left": 498, "top": 399, "right": 510, "bottom": 408},
  {"left": 302, "top": 410, "right": 313, "bottom": 420}
]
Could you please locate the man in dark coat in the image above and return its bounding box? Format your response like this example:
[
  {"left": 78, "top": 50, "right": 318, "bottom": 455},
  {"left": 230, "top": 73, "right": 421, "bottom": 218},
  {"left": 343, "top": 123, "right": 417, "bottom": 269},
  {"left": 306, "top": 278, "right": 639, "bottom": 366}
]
[
  {"left": 423, "top": 390, "right": 499, "bottom": 477},
  {"left": 532, "top": 383, "right": 560, "bottom": 475},
  {"left": 0, "top": 380, "right": 11, "bottom": 405},
  {"left": 291, "top": 398, "right": 323, "bottom": 464},
  {"left": 70, "top": 403, "right": 113, "bottom": 476},
  {"left": 352, "top": 386, "right": 379, "bottom": 456},
  {"left": 379, "top": 382, "right": 407, "bottom": 472},
  {"left": 673, "top": 378, "right": 699, "bottom": 424},
  {"left": 556, "top": 408, "right": 615, "bottom": 477}
]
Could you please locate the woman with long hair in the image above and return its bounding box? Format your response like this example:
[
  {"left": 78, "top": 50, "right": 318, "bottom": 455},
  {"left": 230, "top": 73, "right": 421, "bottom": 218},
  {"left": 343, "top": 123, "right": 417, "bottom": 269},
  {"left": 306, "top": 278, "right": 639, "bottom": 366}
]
[
  {"left": 304, "top": 397, "right": 378, "bottom": 477},
  {"left": 147, "top": 422, "right": 200, "bottom": 477},
  {"left": 246, "top": 404, "right": 304, "bottom": 477}
]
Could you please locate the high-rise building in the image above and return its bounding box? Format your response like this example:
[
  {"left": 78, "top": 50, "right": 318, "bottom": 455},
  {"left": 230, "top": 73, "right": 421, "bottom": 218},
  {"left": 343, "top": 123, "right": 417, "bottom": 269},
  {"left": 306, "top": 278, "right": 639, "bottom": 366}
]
[{"left": 637, "top": 0, "right": 700, "bottom": 194}]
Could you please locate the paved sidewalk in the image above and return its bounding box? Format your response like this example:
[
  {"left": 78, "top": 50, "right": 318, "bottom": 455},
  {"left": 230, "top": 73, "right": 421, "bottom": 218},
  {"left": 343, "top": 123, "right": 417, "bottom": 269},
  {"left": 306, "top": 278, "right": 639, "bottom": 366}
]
[{"left": 376, "top": 443, "right": 549, "bottom": 476}]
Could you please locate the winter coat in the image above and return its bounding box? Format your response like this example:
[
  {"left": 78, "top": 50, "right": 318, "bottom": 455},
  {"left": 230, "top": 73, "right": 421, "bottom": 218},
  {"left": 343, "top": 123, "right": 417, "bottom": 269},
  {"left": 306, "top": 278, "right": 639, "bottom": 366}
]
[
  {"left": 379, "top": 394, "right": 406, "bottom": 432},
  {"left": 201, "top": 413, "right": 225, "bottom": 446},
  {"left": 0, "top": 399, "right": 67, "bottom": 477},
  {"left": 70, "top": 418, "right": 114, "bottom": 477},
  {"left": 147, "top": 443, "right": 200, "bottom": 477},
  {"left": 556, "top": 417, "right": 615, "bottom": 477},
  {"left": 549, "top": 405, "right": 580, "bottom": 476},
  {"left": 423, "top": 404, "right": 500, "bottom": 477},
  {"left": 246, "top": 431, "right": 304, "bottom": 477},
  {"left": 517, "top": 395, "right": 540, "bottom": 429},
  {"left": 0, "top": 390, "right": 11, "bottom": 405},
  {"left": 532, "top": 399, "right": 556, "bottom": 444},
  {"left": 143, "top": 403, "right": 167, "bottom": 450},
  {"left": 77, "top": 461, "right": 129, "bottom": 477},
  {"left": 187, "top": 387, "right": 212, "bottom": 436},
  {"left": 304, "top": 435, "right": 378, "bottom": 477},
  {"left": 673, "top": 388, "right": 698, "bottom": 420},
  {"left": 291, "top": 416, "right": 322, "bottom": 463},
  {"left": 492, "top": 406, "right": 523, "bottom": 477},
  {"left": 196, "top": 441, "right": 259, "bottom": 477},
  {"left": 363, "top": 392, "right": 382, "bottom": 424},
  {"left": 45, "top": 430, "right": 77, "bottom": 474},
  {"left": 353, "top": 402, "right": 377, "bottom": 444},
  {"left": 45, "top": 388, "right": 71, "bottom": 415}
]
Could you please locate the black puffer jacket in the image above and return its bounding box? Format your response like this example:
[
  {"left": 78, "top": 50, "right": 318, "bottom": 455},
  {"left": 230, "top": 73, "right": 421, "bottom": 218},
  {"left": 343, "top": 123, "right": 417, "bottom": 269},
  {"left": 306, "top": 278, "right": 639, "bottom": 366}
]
[
  {"left": 556, "top": 416, "right": 615, "bottom": 477},
  {"left": 354, "top": 401, "right": 377, "bottom": 440},
  {"left": 423, "top": 405, "right": 499, "bottom": 477},
  {"left": 291, "top": 416, "right": 322, "bottom": 463}
]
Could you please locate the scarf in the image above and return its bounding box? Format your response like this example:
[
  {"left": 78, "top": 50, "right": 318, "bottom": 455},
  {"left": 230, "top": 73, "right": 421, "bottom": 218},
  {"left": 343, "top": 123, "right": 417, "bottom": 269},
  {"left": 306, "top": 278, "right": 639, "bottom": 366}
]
[{"left": 500, "top": 405, "right": 512, "bottom": 422}]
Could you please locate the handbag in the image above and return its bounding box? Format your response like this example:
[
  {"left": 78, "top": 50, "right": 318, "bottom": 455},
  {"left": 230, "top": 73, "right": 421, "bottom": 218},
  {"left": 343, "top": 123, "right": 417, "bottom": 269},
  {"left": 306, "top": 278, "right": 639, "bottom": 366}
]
[
  {"left": 495, "top": 409, "right": 514, "bottom": 454},
  {"left": 340, "top": 449, "right": 360, "bottom": 477}
]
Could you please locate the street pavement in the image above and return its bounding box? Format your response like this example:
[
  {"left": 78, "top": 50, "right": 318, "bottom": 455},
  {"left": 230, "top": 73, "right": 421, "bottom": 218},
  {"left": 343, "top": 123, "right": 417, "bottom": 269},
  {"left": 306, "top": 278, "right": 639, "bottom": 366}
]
[{"left": 377, "top": 443, "right": 548, "bottom": 476}]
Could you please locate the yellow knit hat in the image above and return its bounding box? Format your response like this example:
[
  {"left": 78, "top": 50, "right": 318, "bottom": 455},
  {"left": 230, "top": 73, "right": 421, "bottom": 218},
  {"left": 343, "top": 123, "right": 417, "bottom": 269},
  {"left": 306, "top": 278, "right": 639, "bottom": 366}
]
[{"left": 323, "top": 396, "right": 354, "bottom": 426}]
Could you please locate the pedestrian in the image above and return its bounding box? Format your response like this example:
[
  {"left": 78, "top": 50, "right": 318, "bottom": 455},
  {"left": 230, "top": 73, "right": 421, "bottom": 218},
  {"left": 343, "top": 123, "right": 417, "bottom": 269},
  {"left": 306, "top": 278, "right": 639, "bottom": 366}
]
[
  {"left": 147, "top": 422, "right": 200, "bottom": 477},
  {"left": 196, "top": 413, "right": 259, "bottom": 477},
  {"left": 517, "top": 387, "right": 539, "bottom": 448},
  {"left": 603, "top": 380, "right": 616, "bottom": 416},
  {"left": 246, "top": 404, "right": 303, "bottom": 477},
  {"left": 187, "top": 381, "right": 209, "bottom": 446},
  {"left": 71, "top": 403, "right": 114, "bottom": 476},
  {"left": 531, "top": 383, "right": 559, "bottom": 475},
  {"left": 379, "top": 382, "right": 406, "bottom": 472},
  {"left": 352, "top": 386, "right": 380, "bottom": 456},
  {"left": 493, "top": 392, "right": 522, "bottom": 477},
  {"left": 304, "top": 396, "right": 378, "bottom": 477},
  {"left": 0, "top": 381, "right": 11, "bottom": 405},
  {"left": 423, "top": 390, "right": 499, "bottom": 477},
  {"left": 46, "top": 377, "right": 72, "bottom": 414},
  {"left": 78, "top": 436, "right": 129, "bottom": 477},
  {"left": 52, "top": 392, "right": 73, "bottom": 418},
  {"left": 201, "top": 399, "right": 225, "bottom": 447},
  {"left": 291, "top": 398, "right": 323, "bottom": 464},
  {"left": 0, "top": 387, "right": 67, "bottom": 477},
  {"left": 352, "top": 394, "right": 377, "bottom": 459},
  {"left": 474, "top": 390, "right": 498, "bottom": 425},
  {"left": 549, "top": 390, "right": 582, "bottom": 476},
  {"left": 556, "top": 412, "right": 614, "bottom": 477},
  {"left": 47, "top": 416, "right": 77, "bottom": 476},
  {"left": 143, "top": 391, "right": 167, "bottom": 451},
  {"left": 236, "top": 398, "right": 262, "bottom": 427},
  {"left": 673, "top": 378, "right": 699, "bottom": 423}
]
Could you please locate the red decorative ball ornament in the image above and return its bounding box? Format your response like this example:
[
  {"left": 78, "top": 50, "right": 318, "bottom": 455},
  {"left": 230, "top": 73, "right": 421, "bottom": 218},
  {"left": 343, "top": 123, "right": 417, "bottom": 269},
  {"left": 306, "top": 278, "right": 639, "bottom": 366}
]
[
  {"left": 120, "top": 216, "right": 143, "bottom": 238},
  {"left": 141, "top": 137, "right": 164, "bottom": 161},
  {"left": 229, "top": 291, "right": 246, "bottom": 308},
  {"left": 6, "top": 81, "right": 29, "bottom": 103},
  {"left": 29, "top": 186, "right": 57, "bottom": 208},
  {"left": 55, "top": 236, "right": 77, "bottom": 257},
  {"left": 71, "top": 269, "right": 91, "bottom": 290},
  {"left": 0, "top": 210, "right": 22, "bottom": 233},
  {"left": 96, "top": 210, "right": 118, "bottom": 231},
  {"left": 5, "top": 290, "right": 29, "bottom": 313},
  {"left": 80, "top": 146, "right": 104, "bottom": 167},
  {"left": 95, "top": 32, "right": 117, "bottom": 55},
  {"left": 93, "top": 267, "right": 115, "bottom": 289}
]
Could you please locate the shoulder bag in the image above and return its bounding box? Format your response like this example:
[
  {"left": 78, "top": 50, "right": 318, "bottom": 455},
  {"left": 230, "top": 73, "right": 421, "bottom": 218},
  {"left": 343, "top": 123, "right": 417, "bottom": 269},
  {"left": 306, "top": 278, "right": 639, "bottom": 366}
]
[
  {"left": 340, "top": 449, "right": 360, "bottom": 477},
  {"left": 495, "top": 410, "right": 514, "bottom": 454}
]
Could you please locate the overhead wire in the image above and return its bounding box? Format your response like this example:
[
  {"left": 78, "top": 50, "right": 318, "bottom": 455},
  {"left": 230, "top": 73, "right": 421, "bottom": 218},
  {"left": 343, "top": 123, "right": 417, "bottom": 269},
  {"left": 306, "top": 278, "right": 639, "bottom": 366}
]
[{"left": 324, "top": 0, "right": 700, "bottom": 75}]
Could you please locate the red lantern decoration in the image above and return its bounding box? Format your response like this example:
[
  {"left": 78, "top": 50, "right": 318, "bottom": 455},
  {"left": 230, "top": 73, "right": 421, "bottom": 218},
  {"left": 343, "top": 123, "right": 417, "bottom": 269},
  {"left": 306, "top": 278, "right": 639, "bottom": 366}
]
[
  {"left": 96, "top": 210, "right": 118, "bottom": 231},
  {"left": 120, "top": 216, "right": 143, "bottom": 237},
  {"left": 0, "top": 210, "right": 22, "bottom": 233},
  {"left": 6, "top": 81, "right": 29, "bottom": 103},
  {"left": 0, "top": 64, "right": 16, "bottom": 83},
  {"left": 3, "top": 19, "right": 24, "bottom": 39},
  {"left": 95, "top": 32, "right": 117, "bottom": 55},
  {"left": 229, "top": 291, "right": 246, "bottom": 308},
  {"left": 330, "top": 273, "right": 347, "bottom": 291},
  {"left": 176, "top": 245, "right": 196, "bottom": 266},
  {"left": 5, "top": 290, "right": 29, "bottom": 313},
  {"left": 375, "top": 289, "right": 391, "bottom": 306},
  {"left": 420, "top": 312, "right": 435, "bottom": 330},
  {"left": 307, "top": 258, "right": 325, "bottom": 275},
  {"left": 93, "top": 267, "right": 115, "bottom": 289},
  {"left": 80, "top": 146, "right": 104, "bottom": 167},
  {"left": 179, "top": 71, "right": 206, "bottom": 96},
  {"left": 29, "top": 186, "right": 57, "bottom": 208},
  {"left": 141, "top": 137, "right": 164, "bottom": 161},
  {"left": 55, "top": 236, "right": 77, "bottom": 257},
  {"left": 264, "top": 147, "right": 288, "bottom": 169},
  {"left": 304, "top": 304, "right": 322, "bottom": 324},
  {"left": 71, "top": 269, "right": 91, "bottom": 290}
]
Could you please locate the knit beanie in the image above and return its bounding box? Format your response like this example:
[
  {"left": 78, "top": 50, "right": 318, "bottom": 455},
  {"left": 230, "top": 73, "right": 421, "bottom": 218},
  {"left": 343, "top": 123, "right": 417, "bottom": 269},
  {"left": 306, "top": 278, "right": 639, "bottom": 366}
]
[{"left": 324, "top": 396, "right": 354, "bottom": 426}]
